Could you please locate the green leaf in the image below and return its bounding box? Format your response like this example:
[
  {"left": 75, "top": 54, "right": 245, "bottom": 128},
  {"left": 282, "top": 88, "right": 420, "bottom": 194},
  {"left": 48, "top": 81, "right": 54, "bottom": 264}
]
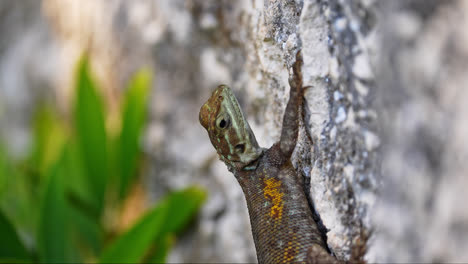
[
  {"left": 117, "top": 68, "right": 152, "bottom": 199},
  {"left": 0, "top": 143, "right": 7, "bottom": 197},
  {"left": 62, "top": 142, "right": 97, "bottom": 218},
  {"left": 99, "top": 198, "right": 169, "bottom": 263},
  {"left": 37, "top": 155, "right": 73, "bottom": 263},
  {"left": 68, "top": 201, "right": 103, "bottom": 257},
  {"left": 0, "top": 148, "right": 39, "bottom": 243},
  {"left": 0, "top": 209, "right": 30, "bottom": 262},
  {"left": 164, "top": 186, "right": 206, "bottom": 234},
  {"left": 31, "top": 105, "right": 67, "bottom": 176},
  {"left": 74, "top": 56, "right": 109, "bottom": 215},
  {"left": 99, "top": 187, "right": 206, "bottom": 263},
  {"left": 146, "top": 234, "right": 175, "bottom": 264}
]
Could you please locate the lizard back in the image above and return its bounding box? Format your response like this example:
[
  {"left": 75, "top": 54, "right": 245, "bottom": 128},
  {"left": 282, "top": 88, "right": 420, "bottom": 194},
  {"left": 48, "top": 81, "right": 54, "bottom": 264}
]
[{"left": 235, "top": 144, "right": 328, "bottom": 263}]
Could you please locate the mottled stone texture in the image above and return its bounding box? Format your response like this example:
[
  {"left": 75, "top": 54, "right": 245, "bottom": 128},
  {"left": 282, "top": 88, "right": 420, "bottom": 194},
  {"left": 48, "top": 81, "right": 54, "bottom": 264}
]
[
  {"left": 1, "top": 0, "right": 468, "bottom": 263},
  {"left": 371, "top": 0, "right": 468, "bottom": 262},
  {"left": 0, "top": 0, "right": 56, "bottom": 158}
]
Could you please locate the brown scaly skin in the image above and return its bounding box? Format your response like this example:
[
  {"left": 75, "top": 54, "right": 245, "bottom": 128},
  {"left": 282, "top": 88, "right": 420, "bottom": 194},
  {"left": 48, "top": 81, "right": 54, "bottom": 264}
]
[{"left": 199, "top": 52, "right": 364, "bottom": 263}]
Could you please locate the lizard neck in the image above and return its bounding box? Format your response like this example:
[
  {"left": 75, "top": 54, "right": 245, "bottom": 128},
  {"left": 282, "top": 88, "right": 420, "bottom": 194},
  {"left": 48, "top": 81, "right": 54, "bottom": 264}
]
[{"left": 223, "top": 148, "right": 265, "bottom": 173}]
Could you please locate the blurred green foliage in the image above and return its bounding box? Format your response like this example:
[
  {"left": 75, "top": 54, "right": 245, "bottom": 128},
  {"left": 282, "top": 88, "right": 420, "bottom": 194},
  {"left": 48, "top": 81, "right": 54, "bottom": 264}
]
[{"left": 0, "top": 56, "right": 205, "bottom": 263}]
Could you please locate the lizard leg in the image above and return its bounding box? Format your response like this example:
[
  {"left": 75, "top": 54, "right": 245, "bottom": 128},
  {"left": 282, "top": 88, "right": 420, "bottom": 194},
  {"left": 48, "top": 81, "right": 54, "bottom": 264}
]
[
  {"left": 280, "top": 51, "right": 304, "bottom": 158},
  {"left": 306, "top": 244, "right": 342, "bottom": 264}
]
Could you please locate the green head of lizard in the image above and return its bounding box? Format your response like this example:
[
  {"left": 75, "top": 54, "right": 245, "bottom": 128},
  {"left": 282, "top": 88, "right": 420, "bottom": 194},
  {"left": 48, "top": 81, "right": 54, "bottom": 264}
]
[{"left": 199, "top": 85, "right": 263, "bottom": 171}]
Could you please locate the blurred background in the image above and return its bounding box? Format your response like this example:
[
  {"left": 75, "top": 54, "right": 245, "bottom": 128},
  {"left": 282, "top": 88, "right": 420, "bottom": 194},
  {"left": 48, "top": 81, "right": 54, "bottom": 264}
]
[{"left": 1, "top": 0, "right": 468, "bottom": 263}]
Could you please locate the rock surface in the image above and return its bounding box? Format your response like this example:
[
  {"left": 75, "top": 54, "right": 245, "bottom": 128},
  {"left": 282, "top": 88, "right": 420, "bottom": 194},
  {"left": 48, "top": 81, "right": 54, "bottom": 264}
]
[
  {"left": 1, "top": 0, "right": 468, "bottom": 263},
  {"left": 371, "top": 1, "right": 468, "bottom": 262}
]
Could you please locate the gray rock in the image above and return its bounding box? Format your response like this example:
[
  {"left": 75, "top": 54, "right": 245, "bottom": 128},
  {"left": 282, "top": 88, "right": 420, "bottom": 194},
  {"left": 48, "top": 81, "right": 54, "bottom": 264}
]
[{"left": 371, "top": 1, "right": 468, "bottom": 262}]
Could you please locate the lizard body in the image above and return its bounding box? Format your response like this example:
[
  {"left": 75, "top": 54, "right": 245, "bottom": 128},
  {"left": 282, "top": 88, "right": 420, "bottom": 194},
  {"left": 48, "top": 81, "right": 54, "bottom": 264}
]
[{"left": 199, "top": 52, "right": 341, "bottom": 263}]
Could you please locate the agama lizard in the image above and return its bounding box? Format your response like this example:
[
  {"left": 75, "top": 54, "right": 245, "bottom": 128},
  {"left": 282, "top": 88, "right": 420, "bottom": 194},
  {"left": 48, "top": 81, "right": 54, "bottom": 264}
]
[{"left": 199, "top": 52, "right": 361, "bottom": 263}]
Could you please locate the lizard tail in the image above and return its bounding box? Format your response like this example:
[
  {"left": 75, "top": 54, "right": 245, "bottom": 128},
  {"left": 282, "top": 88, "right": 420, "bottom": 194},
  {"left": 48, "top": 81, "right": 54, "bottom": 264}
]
[{"left": 348, "top": 223, "right": 370, "bottom": 264}]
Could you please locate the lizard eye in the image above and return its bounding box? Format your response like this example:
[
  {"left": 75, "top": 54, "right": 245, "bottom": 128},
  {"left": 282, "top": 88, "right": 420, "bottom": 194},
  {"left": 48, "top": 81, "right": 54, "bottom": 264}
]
[{"left": 216, "top": 115, "right": 230, "bottom": 129}]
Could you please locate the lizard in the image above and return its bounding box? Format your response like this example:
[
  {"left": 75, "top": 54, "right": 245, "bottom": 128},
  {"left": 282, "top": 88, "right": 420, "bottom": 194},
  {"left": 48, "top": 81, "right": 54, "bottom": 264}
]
[{"left": 199, "top": 51, "right": 364, "bottom": 263}]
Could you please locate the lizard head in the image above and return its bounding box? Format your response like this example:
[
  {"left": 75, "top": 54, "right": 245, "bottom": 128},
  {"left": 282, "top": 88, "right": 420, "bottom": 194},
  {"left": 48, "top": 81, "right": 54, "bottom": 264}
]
[{"left": 199, "top": 85, "right": 262, "bottom": 171}]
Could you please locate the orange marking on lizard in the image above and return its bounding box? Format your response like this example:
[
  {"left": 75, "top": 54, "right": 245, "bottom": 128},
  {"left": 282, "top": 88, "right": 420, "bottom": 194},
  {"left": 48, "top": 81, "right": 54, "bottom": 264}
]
[
  {"left": 283, "top": 236, "right": 300, "bottom": 263},
  {"left": 263, "top": 178, "right": 284, "bottom": 220}
]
